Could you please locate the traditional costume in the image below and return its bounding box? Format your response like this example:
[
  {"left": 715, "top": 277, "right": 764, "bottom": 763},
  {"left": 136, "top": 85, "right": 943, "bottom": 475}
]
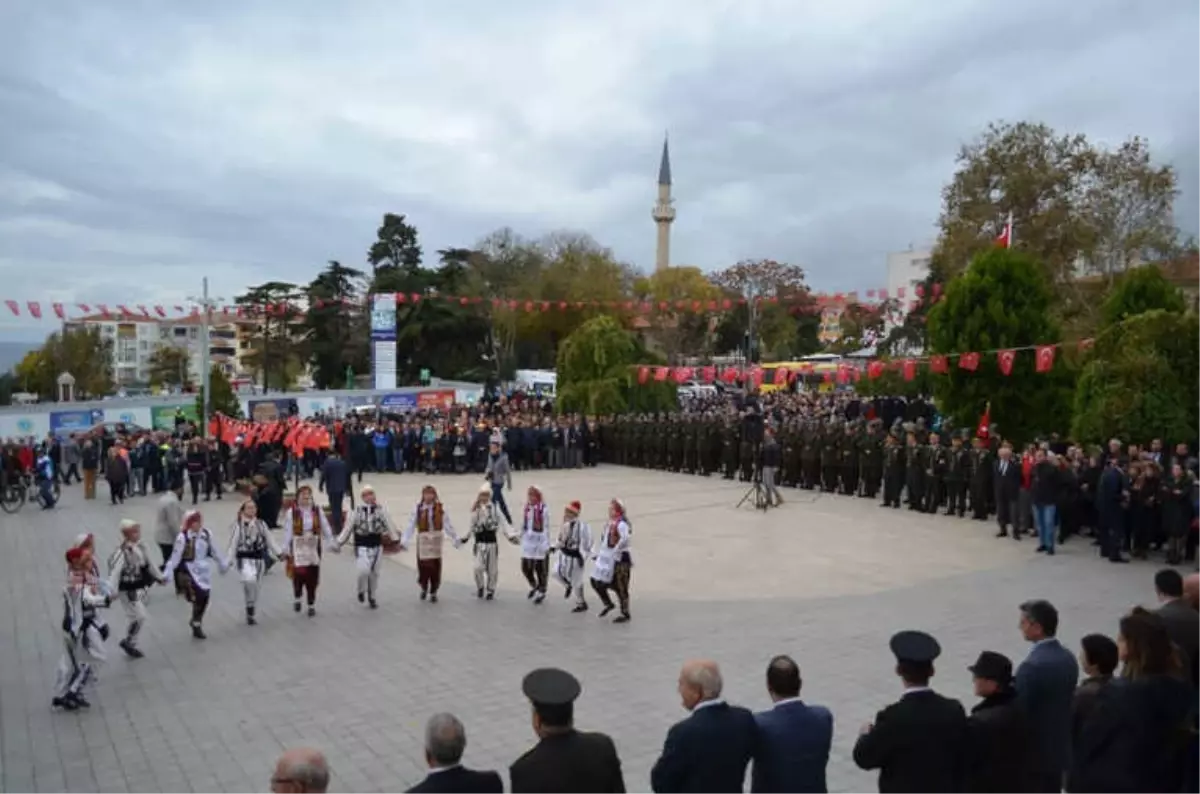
[
  {"left": 553, "top": 501, "right": 592, "bottom": 613},
  {"left": 225, "top": 500, "right": 281, "bottom": 625},
  {"left": 280, "top": 485, "right": 336, "bottom": 617},
  {"left": 401, "top": 485, "right": 462, "bottom": 602},
  {"left": 161, "top": 510, "right": 230, "bottom": 639},
  {"left": 590, "top": 499, "right": 633, "bottom": 623},
  {"left": 465, "top": 484, "right": 510, "bottom": 600},
  {"left": 53, "top": 544, "right": 111, "bottom": 710},
  {"left": 106, "top": 520, "right": 165, "bottom": 658},
  {"left": 519, "top": 485, "right": 552, "bottom": 603},
  {"left": 334, "top": 484, "right": 400, "bottom": 608}
]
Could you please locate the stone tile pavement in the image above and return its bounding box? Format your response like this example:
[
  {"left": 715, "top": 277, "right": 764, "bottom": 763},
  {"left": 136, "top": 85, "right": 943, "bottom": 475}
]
[{"left": 0, "top": 466, "right": 1168, "bottom": 792}]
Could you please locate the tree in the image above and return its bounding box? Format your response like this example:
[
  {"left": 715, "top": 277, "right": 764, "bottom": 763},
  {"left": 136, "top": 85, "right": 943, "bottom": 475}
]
[
  {"left": 305, "top": 260, "right": 370, "bottom": 389},
  {"left": 1098, "top": 265, "right": 1187, "bottom": 329},
  {"left": 935, "top": 122, "right": 1181, "bottom": 288},
  {"left": 556, "top": 315, "right": 674, "bottom": 415},
  {"left": 926, "top": 247, "right": 1074, "bottom": 445},
  {"left": 632, "top": 266, "right": 720, "bottom": 362},
  {"left": 196, "top": 364, "right": 242, "bottom": 426},
  {"left": 146, "top": 344, "right": 192, "bottom": 389},
  {"left": 236, "top": 282, "right": 307, "bottom": 391},
  {"left": 827, "top": 300, "right": 893, "bottom": 354},
  {"left": 710, "top": 259, "right": 818, "bottom": 361},
  {"left": 367, "top": 212, "right": 422, "bottom": 275},
  {"left": 14, "top": 327, "right": 113, "bottom": 400},
  {"left": 466, "top": 229, "right": 547, "bottom": 380},
  {"left": 854, "top": 361, "right": 933, "bottom": 400}
]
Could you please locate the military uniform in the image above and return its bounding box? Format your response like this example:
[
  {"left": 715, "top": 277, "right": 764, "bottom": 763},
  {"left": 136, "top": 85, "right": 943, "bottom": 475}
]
[
  {"left": 882, "top": 433, "right": 905, "bottom": 508},
  {"left": 922, "top": 432, "right": 947, "bottom": 514},
  {"left": 969, "top": 438, "right": 993, "bottom": 521},
  {"left": 944, "top": 435, "right": 970, "bottom": 516}
]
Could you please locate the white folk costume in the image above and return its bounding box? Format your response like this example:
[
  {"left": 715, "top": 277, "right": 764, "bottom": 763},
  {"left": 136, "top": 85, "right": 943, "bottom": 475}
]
[
  {"left": 161, "top": 512, "right": 230, "bottom": 639},
  {"left": 53, "top": 546, "right": 112, "bottom": 710},
  {"left": 106, "top": 520, "right": 165, "bottom": 658},
  {"left": 553, "top": 502, "right": 592, "bottom": 612},
  {"left": 591, "top": 502, "right": 633, "bottom": 623},
  {"left": 465, "top": 485, "right": 509, "bottom": 600},
  {"left": 335, "top": 485, "right": 400, "bottom": 608},
  {"left": 226, "top": 512, "right": 281, "bottom": 625},
  {"left": 401, "top": 486, "right": 462, "bottom": 602},
  {"left": 280, "top": 495, "right": 336, "bottom": 617},
  {"left": 520, "top": 487, "right": 552, "bottom": 603}
]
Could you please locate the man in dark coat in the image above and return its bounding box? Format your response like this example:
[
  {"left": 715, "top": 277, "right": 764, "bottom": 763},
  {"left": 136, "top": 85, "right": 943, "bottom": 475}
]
[
  {"left": 1014, "top": 600, "right": 1079, "bottom": 792},
  {"left": 1155, "top": 568, "right": 1200, "bottom": 687},
  {"left": 509, "top": 668, "right": 625, "bottom": 793},
  {"left": 853, "top": 630, "right": 967, "bottom": 792},
  {"left": 407, "top": 713, "right": 502, "bottom": 794},
  {"left": 963, "top": 651, "right": 1034, "bottom": 792},
  {"left": 650, "top": 660, "right": 757, "bottom": 793},
  {"left": 993, "top": 444, "right": 1021, "bottom": 538}
]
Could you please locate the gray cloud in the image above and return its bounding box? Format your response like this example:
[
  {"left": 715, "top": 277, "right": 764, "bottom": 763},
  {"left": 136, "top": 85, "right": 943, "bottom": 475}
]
[{"left": 0, "top": 0, "right": 1196, "bottom": 340}]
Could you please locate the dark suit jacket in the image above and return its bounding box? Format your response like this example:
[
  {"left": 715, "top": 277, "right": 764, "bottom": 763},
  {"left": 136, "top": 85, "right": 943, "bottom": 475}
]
[
  {"left": 751, "top": 699, "right": 833, "bottom": 793},
  {"left": 408, "top": 765, "right": 504, "bottom": 794},
  {"left": 510, "top": 729, "right": 624, "bottom": 794},
  {"left": 1015, "top": 638, "right": 1079, "bottom": 778},
  {"left": 1158, "top": 599, "right": 1200, "bottom": 687},
  {"left": 852, "top": 689, "right": 967, "bottom": 793},
  {"left": 994, "top": 459, "right": 1021, "bottom": 503},
  {"left": 650, "top": 701, "right": 758, "bottom": 793}
]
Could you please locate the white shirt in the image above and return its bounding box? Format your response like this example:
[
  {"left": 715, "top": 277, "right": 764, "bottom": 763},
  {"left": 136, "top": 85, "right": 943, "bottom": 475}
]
[
  {"left": 401, "top": 503, "right": 461, "bottom": 557},
  {"left": 692, "top": 698, "right": 726, "bottom": 712},
  {"left": 279, "top": 504, "right": 336, "bottom": 559},
  {"left": 520, "top": 502, "right": 552, "bottom": 559},
  {"left": 162, "top": 527, "right": 230, "bottom": 591}
]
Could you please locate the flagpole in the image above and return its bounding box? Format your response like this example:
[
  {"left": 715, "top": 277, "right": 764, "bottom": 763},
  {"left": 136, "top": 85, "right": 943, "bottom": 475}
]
[{"left": 1007, "top": 212, "right": 1014, "bottom": 248}]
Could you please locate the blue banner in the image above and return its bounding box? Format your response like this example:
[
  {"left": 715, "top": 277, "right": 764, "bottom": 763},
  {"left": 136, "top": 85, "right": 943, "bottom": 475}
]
[
  {"left": 49, "top": 409, "right": 104, "bottom": 436},
  {"left": 379, "top": 392, "right": 417, "bottom": 411}
]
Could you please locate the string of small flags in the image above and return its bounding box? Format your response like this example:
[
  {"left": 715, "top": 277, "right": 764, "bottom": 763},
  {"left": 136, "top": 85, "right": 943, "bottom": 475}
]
[{"left": 635, "top": 339, "right": 1093, "bottom": 386}]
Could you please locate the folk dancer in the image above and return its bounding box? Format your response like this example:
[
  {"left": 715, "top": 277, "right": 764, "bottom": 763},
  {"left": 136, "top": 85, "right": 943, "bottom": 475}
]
[
  {"left": 590, "top": 499, "right": 633, "bottom": 623},
  {"left": 161, "top": 509, "right": 230, "bottom": 639},
  {"left": 226, "top": 499, "right": 281, "bottom": 625},
  {"left": 401, "top": 484, "right": 462, "bottom": 602},
  {"left": 53, "top": 543, "right": 112, "bottom": 710},
  {"left": 465, "top": 484, "right": 512, "bottom": 600},
  {"left": 106, "top": 519, "right": 166, "bottom": 658},
  {"left": 334, "top": 484, "right": 400, "bottom": 609},
  {"left": 553, "top": 500, "right": 592, "bottom": 613},
  {"left": 519, "top": 485, "right": 552, "bottom": 603},
  {"left": 280, "top": 484, "right": 337, "bottom": 617}
]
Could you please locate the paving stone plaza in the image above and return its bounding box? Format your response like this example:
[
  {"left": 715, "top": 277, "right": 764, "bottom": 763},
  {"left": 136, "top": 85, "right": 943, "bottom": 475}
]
[{"left": 0, "top": 466, "right": 1157, "bottom": 792}]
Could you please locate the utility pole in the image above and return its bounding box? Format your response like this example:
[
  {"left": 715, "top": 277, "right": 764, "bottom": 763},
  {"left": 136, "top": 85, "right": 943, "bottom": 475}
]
[{"left": 188, "top": 278, "right": 222, "bottom": 438}]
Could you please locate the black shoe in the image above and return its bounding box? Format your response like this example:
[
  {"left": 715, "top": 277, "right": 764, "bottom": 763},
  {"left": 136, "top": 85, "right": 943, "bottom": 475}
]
[
  {"left": 191, "top": 624, "right": 206, "bottom": 640},
  {"left": 477, "top": 588, "right": 484, "bottom": 599},
  {"left": 1047, "top": 548, "right": 1055, "bottom": 556},
  {"left": 995, "top": 530, "right": 1008, "bottom": 538},
  {"left": 369, "top": 599, "right": 378, "bottom": 609},
  {"left": 420, "top": 590, "right": 428, "bottom": 601},
  {"left": 599, "top": 605, "right": 615, "bottom": 618},
  {"left": 613, "top": 614, "right": 631, "bottom": 624},
  {"left": 358, "top": 592, "right": 365, "bottom": 604},
  {"left": 72, "top": 694, "right": 91, "bottom": 708},
  {"left": 52, "top": 696, "right": 79, "bottom": 711},
  {"left": 527, "top": 588, "right": 537, "bottom": 600},
  {"left": 564, "top": 584, "right": 572, "bottom": 600},
  {"left": 293, "top": 601, "right": 302, "bottom": 613},
  {"left": 430, "top": 593, "right": 438, "bottom": 603},
  {"left": 485, "top": 592, "right": 494, "bottom": 600},
  {"left": 1109, "top": 556, "right": 1129, "bottom": 564},
  {"left": 1036, "top": 545, "right": 1047, "bottom": 553},
  {"left": 572, "top": 604, "right": 588, "bottom": 613},
  {"left": 247, "top": 611, "right": 257, "bottom": 626},
  {"left": 119, "top": 639, "right": 144, "bottom": 659},
  {"left": 307, "top": 606, "right": 316, "bottom": 617}
]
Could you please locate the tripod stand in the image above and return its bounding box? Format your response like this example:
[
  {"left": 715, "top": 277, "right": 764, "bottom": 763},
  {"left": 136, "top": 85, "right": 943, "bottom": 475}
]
[{"left": 735, "top": 443, "right": 771, "bottom": 512}]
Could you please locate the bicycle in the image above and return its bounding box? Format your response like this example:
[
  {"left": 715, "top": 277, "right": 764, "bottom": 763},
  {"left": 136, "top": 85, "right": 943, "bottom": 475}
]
[
  {"left": 24, "top": 473, "right": 60, "bottom": 509},
  {"left": 0, "top": 475, "right": 25, "bottom": 514}
]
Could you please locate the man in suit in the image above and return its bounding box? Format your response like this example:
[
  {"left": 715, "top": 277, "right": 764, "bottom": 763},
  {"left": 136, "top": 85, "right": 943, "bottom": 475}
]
[
  {"left": 510, "top": 668, "right": 625, "bottom": 793},
  {"left": 650, "top": 659, "right": 757, "bottom": 793},
  {"left": 270, "top": 747, "right": 330, "bottom": 793},
  {"left": 1014, "top": 600, "right": 1079, "bottom": 793},
  {"left": 318, "top": 451, "right": 351, "bottom": 531},
  {"left": 751, "top": 655, "right": 833, "bottom": 793},
  {"left": 1096, "top": 458, "right": 1129, "bottom": 563},
  {"left": 994, "top": 444, "right": 1022, "bottom": 539},
  {"left": 1155, "top": 568, "right": 1199, "bottom": 687},
  {"left": 852, "top": 631, "right": 967, "bottom": 792},
  {"left": 407, "top": 713, "right": 502, "bottom": 793}
]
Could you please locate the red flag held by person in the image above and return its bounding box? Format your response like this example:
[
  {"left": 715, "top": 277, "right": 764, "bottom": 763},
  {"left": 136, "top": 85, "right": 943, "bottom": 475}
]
[{"left": 976, "top": 402, "right": 991, "bottom": 440}]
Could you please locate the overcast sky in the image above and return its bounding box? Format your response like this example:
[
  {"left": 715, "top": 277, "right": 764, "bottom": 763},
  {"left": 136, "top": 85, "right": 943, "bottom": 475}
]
[{"left": 0, "top": 0, "right": 1196, "bottom": 341}]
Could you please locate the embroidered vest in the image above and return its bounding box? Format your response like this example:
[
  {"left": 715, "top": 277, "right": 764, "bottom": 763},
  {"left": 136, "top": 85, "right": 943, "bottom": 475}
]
[
  {"left": 355, "top": 506, "right": 388, "bottom": 536},
  {"left": 237, "top": 521, "right": 266, "bottom": 554},
  {"left": 416, "top": 502, "right": 444, "bottom": 532}
]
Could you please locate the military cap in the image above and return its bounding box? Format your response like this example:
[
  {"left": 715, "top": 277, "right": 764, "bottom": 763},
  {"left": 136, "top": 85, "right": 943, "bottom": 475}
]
[
  {"left": 522, "top": 668, "right": 581, "bottom": 708},
  {"left": 889, "top": 630, "right": 941, "bottom": 664}
]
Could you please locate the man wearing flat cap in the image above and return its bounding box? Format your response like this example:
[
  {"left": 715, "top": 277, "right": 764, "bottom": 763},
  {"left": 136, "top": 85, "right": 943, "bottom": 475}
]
[
  {"left": 963, "top": 650, "right": 1035, "bottom": 793},
  {"left": 852, "top": 630, "right": 967, "bottom": 792},
  {"left": 509, "top": 668, "right": 625, "bottom": 793}
]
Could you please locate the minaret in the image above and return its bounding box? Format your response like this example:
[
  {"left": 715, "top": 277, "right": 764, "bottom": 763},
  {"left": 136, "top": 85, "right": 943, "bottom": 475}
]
[{"left": 652, "top": 135, "right": 675, "bottom": 272}]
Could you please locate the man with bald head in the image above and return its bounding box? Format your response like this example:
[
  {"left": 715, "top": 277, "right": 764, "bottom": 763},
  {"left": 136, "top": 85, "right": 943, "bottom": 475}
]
[
  {"left": 270, "top": 747, "right": 330, "bottom": 793},
  {"left": 650, "top": 660, "right": 758, "bottom": 793}
]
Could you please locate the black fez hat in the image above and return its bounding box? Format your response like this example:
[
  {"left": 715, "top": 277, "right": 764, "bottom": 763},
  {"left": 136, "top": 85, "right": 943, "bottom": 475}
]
[
  {"left": 889, "top": 630, "right": 941, "bottom": 664},
  {"left": 522, "top": 668, "right": 581, "bottom": 709},
  {"left": 968, "top": 650, "right": 1013, "bottom": 683}
]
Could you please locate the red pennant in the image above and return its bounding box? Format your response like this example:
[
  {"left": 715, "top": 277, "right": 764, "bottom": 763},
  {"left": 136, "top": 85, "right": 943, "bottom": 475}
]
[
  {"left": 137, "top": 305, "right": 150, "bottom": 318},
  {"left": 5, "top": 300, "right": 19, "bottom": 316},
  {"left": 878, "top": 289, "right": 888, "bottom": 300},
  {"left": 929, "top": 355, "right": 948, "bottom": 374},
  {"left": 915, "top": 284, "right": 925, "bottom": 298},
  {"left": 958, "top": 352, "right": 980, "bottom": 371},
  {"left": 721, "top": 299, "right": 732, "bottom": 310},
  {"left": 410, "top": 293, "right": 421, "bottom": 304},
  {"left": 721, "top": 368, "right": 739, "bottom": 383},
  {"left": 672, "top": 367, "right": 693, "bottom": 384},
  {"left": 701, "top": 366, "right": 716, "bottom": 383},
  {"left": 77, "top": 303, "right": 91, "bottom": 314},
  {"left": 173, "top": 305, "right": 184, "bottom": 314},
  {"left": 750, "top": 367, "right": 764, "bottom": 388},
  {"left": 997, "top": 349, "right": 1016, "bottom": 376},
  {"left": 27, "top": 302, "right": 42, "bottom": 319},
  {"left": 836, "top": 365, "right": 850, "bottom": 385},
  {"left": 867, "top": 361, "right": 884, "bottom": 379},
  {"left": 52, "top": 302, "right": 65, "bottom": 319},
  {"left": 932, "top": 283, "right": 942, "bottom": 297},
  {"left": 902, "top": 359, "right": 917, "bottom": 381},
  {"left": 395, "top": 294, "right": 407, "bottom": 304},
  {"left": 1035, "top": 345, "right": 1056, "bottom": 373},
  {"left": 637, "top": 366, "right": 649, "bottom": 385},
  {"left": 154, "top": 306, "right": 166, "bottom": 318},
  {"left": 117, "top": 304, "right": 132, "bottom": 317},
  {"left": 98, "top": 304, "right": 111, "bottom": 318},
  {"left": 866, "top": 289, "right": 876, "bottom": 298},
  {"left": 653, "top": 367, "right": 669, "bottom": 382},
  {"left": 773, "top": 367, "right": 789, "bottom": 385},
  {"left": 896, "top": 287, "right": 906, "bottom": 299}
]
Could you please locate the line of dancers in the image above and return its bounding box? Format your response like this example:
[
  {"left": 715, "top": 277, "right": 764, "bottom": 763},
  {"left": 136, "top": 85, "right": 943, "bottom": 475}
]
[{"left": 51, "top": 482, "right": 634, "bottom": 711}]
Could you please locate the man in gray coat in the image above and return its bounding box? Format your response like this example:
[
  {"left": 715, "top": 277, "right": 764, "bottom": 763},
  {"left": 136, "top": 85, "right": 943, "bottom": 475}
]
[{"left": 484, "top": 441, "right": 513, "bottom": 524}]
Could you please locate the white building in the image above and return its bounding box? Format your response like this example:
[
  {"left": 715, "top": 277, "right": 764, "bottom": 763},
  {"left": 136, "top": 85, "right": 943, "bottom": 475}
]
[{"left": 886, "top": 247, "right": 933, "bottom": 301}]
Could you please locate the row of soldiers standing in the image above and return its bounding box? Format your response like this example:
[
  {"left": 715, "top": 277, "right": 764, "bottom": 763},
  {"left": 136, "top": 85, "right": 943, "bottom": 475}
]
[{"left": 596, "top": 412, "right": 1000, "bottom": 518}]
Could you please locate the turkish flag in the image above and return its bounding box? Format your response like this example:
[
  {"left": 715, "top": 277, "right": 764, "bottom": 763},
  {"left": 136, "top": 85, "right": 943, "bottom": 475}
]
[
  {"left": 902, "top": 359, "right": 917, "bottom": 381},
  {"left": 976, "top": 402, "right": 991, "bottom": 440},
  {"left": 673, "top": 367, "right": 693, "bottom": 383},
  {"left": 653, "top": 367, "right": 669, "bottom": 382},
  {"left": 4, "top": 300, "right": 18, "bottom": 316},
  {"left": 929, "top": 355, "right": 948, "bottom": 374},
  {"left": 637, "top": 366, "right": 649, "bottom": 385},
  {"left": 867, "top": 360, "right": 884, "bottom": 379},
  {"left": 52, "top": 302, "right": 65, "bottom": 319},
  {"left": 701, "top": 366, "right": 716, "bottom": 383},
  {"left": 750, "top": 368, "right": 764, "bottom": 388},
  {"left": 997, "top": 349, "right": 1017, "bottom": 376},
  {"left": 1035, "top": 345, "right": 1056, "bottom": 373},
  {"left": 773, "top": 367, "right": 789, "bottom": 385},
  {"left": 27, "top": 302, "right": 42, "bottom": 319},
  {"left": 721, "top": 368, "right": 739, "bottom": 383},
  {"left": 958, "top": 352, "right": 980, "bottom": 372},
  {"left": 836, "top": 365, "right": 850, "bottom": 385}
]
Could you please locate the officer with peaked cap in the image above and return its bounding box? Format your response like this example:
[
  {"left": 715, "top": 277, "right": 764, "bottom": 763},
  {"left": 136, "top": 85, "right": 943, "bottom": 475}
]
[
  {"left": 852, "top": 631, "right": 967, "bottom": 793},
  {"left": 509, "top": 668, "right": 625, "bottom": 793}
]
